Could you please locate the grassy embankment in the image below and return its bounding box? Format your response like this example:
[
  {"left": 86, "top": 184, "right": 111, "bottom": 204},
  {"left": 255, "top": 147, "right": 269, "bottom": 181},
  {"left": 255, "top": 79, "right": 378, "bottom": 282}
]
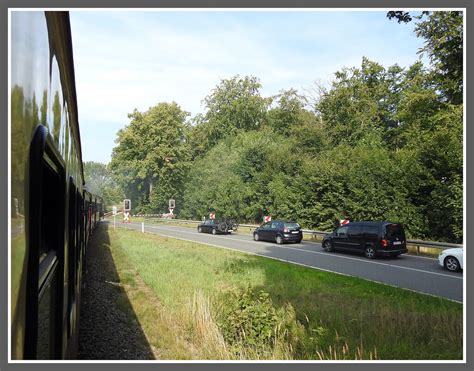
[{"left": 97, "top": 223, "right": 462, "bottom": 360}]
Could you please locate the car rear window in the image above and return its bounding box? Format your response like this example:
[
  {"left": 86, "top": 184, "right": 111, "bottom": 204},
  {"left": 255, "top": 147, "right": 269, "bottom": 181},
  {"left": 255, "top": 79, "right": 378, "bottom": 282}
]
[
  {"left": 385, "top": 224, "right": 405, "bottom": 239},
  {"left": 284, "top": 222, "right": 300, "bottom": 228}
]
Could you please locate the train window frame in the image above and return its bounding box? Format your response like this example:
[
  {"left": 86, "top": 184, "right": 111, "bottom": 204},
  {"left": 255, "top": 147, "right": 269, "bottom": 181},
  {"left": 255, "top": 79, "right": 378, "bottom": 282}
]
[{"left": 25, "top": 125, "right": 66, "bottom": 359}]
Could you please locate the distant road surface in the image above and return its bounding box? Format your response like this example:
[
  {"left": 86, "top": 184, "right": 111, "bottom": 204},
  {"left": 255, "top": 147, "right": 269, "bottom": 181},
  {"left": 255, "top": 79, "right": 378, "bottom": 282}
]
[{"left": 106, "top": 220, "right": 463, "bottom": 303}]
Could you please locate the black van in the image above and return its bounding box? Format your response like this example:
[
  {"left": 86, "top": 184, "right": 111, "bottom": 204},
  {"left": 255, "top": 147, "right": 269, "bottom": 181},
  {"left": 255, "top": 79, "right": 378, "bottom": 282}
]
[{"left": 321, "top": 221, "right": 407, "bottom": 259}]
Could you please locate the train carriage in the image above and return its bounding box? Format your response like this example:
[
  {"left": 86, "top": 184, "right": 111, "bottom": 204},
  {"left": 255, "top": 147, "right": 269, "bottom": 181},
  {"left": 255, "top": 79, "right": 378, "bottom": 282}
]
[{"left": 10, "top": 11, "right": 100, "bottom": 360}]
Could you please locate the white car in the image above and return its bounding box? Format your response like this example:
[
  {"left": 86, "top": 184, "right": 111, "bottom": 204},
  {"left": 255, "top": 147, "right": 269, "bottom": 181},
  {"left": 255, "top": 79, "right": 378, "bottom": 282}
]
[{"left": 438, "top": 248, "right": 464, "bottom": 272}]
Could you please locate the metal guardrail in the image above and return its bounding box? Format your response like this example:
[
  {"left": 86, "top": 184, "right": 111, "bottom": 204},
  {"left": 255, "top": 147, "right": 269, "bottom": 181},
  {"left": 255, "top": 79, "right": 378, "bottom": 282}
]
[{"left": 129, "top": 215, "right": 463, "bottom": 252}]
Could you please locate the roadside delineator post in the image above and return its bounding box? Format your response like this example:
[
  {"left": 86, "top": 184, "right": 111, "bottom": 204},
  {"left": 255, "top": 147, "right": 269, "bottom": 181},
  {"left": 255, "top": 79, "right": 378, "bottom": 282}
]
[{"left": 142, "top": 222, "right": 144, "bottom": 233}]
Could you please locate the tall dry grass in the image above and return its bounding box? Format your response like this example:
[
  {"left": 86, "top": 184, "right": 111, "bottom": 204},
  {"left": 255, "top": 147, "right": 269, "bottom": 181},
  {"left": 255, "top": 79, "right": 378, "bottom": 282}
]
[{"left": 185, "top": 289, "right": 231, "bottom": 359}]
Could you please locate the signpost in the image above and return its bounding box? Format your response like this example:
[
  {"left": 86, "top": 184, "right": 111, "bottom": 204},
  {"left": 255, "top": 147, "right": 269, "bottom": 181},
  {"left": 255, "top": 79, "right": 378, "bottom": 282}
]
[
  {"left": 113, "top": 206, "right": 117, "bottom": 229},
  {"left": 123, "top": 199, "right": 131, "bottom": 223},
  {"left": 169, "top": 199, "right": 175, "bottom": 215}
]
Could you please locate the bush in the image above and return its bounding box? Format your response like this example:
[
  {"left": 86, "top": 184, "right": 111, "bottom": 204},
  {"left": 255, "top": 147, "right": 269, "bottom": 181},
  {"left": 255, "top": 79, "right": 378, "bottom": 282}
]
[{"left": 216, "top": 286, "right": 305, "bottom": 358}]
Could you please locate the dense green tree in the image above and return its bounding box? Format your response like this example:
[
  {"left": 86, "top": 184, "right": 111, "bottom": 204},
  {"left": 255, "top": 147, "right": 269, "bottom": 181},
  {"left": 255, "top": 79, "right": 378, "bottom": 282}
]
[
  {"left": 180, "top": 139, "right": 245, "bottom": 220},
  {"left": 388, "top": 11, "right": 463, "bottom": 105},
  {"left": 110, "top": 102, "right": 190, "bottom": 213},
  {"left": 416, "top": 11, "right": 463, "bottom": 105},
  {"left": 295, "top": 143, "right": 426, "bottom": 236},
  {"left": 188, "top": 75, "right": 270, "bottom": 158},
  {"left": 316, "top": 58, "right": 395, "bottom": 147},
  {"left": 266, "top": 89, "right": 306, "bottom": 134}
]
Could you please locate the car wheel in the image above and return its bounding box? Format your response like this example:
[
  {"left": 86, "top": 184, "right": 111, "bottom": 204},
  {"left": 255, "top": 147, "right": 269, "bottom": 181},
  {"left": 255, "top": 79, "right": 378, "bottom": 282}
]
[
  {"left": 197, "top": 226, "right": 202, "bottom": 233},
  {"left": 296, "top": 238, "right": 302, "bottom": 244},
  {"left": 323, "top": 240, "right": 333, "bottom": 252},
  {"left": 444, "top": 256, "right": 461, "bottom": 272},
  {"left": 365, "top": 246, "right": 376, "bottom": 259},
  {"left": 276, "top": 235, "right": 283, "bottom": 245},
  {"left": 212, "top": 228, "right": 217, "bottom": 235},
  {"left": 254, "top": 232, "right": 259, "bottom": 241}
]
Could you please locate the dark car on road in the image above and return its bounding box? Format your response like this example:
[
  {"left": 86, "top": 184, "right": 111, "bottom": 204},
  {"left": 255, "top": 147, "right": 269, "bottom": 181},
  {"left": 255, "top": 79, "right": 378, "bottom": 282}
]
[
  {"left": 197, "top": 218, "right": 236, "bottom": 235},
  {"left": 322, "top": 221, "right": 407, "bottom": 259},
  {"left": 253, "top": 220, "right": 303, "bottom": 244}
]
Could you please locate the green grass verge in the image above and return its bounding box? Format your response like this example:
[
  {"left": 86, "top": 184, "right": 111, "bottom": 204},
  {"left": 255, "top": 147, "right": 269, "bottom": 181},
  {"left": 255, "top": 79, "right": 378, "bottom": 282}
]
[{"left": 102, "top": 224, "right": 462, "bottom": 360}]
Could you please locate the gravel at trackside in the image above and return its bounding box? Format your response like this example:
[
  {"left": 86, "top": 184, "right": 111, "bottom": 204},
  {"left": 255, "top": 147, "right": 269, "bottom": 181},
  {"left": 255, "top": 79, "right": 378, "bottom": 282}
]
[{"left": 78, "top": 227, "right": 156, "bottom": 360}]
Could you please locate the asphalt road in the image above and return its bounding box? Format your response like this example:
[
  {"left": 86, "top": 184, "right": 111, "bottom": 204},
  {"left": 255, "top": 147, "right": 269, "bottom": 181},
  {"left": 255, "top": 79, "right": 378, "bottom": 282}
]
[{"left": 106, "top": 220, "right": 463, "bottom": 303}]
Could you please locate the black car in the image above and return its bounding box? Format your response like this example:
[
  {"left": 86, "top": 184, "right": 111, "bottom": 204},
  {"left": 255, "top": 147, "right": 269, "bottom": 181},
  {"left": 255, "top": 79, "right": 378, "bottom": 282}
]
[
  {"left": 322, "top": 221, "right": 407, "bottom": 259},
  {"left": 253, "top": 220, "right": 303, "bottom": 244},
  {"left": 197, "top": 218, "right": 236, "bottom": 235}
]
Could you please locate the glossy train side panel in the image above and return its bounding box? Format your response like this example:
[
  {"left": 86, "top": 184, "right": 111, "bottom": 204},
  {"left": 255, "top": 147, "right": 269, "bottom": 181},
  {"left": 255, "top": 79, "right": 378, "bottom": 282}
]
[{"left": 10, "top": 11, "right": 85, "bottom": 359}]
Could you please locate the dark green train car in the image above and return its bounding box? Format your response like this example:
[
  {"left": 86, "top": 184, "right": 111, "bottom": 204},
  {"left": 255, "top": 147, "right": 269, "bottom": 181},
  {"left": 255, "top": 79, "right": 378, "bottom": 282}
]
[{"left": 10, "top": 11, "right": 101, "bottom": 360}]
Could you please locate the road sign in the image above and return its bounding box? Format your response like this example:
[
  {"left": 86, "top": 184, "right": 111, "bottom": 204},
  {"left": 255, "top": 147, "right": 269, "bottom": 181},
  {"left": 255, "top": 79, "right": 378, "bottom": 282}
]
[
  {"left": 264, "top": 215, "right": 272, "bottom": 223},
  {"left": 112, "top": 206, "right": 117, "bottom": 215},
  {"left": 209, "top": 212, "right": 215, "bottom": 220},
  {"left": 124, "top": 211, "right": 130, "bottom": 223},
  {"left": 124, "top": 199, "right": 131, "bottom": 211},
  {"left": 169, "top": 199, "right": 175, "bottom": 209},
  {"left": 169, "top": 207, "right": 174, "bottom": 214},
  {"left": 340, "top": 219, "right": 350, "bottom": 226}
]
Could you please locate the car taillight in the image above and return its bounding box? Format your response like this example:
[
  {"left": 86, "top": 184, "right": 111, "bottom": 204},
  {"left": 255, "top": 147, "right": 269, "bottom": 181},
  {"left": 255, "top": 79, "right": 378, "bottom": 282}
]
[{"left": 381, "top": 239, "right": 389, "bottom": 248}]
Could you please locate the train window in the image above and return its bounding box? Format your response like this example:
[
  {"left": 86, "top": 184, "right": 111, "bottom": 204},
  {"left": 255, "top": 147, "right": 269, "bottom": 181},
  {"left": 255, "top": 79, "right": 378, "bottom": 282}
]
[{"left": 26, "top": 125, "right": 65, "bottom": 359}]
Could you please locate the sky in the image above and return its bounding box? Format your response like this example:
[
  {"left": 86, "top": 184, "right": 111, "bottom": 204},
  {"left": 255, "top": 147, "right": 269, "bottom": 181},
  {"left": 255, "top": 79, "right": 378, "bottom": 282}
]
[{"left": 69, "top": 10, "right": 426, "bottom": 165}]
